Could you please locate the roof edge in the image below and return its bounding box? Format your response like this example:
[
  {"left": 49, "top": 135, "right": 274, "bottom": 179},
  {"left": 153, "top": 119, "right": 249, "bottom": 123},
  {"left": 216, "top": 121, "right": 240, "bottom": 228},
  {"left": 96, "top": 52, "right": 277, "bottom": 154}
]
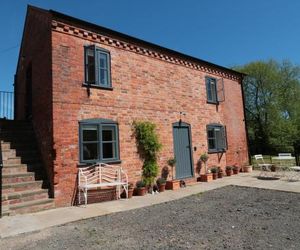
[{"left": 48, "top": 8, "right": 244, "bottom": 78}]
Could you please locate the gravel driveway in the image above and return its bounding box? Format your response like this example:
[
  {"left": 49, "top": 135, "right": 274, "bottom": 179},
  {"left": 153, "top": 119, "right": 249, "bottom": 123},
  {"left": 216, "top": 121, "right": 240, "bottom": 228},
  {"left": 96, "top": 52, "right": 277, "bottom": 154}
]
[{"left": 2, "top": 185, "right": 300, "bottom": 250}]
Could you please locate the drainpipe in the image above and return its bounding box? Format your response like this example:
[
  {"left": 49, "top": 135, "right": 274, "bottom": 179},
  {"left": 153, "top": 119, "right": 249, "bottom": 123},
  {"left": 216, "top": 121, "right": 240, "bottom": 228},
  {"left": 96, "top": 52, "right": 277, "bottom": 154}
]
[{"left": 240, "top": 74, "right": 251, "bottom": 165}]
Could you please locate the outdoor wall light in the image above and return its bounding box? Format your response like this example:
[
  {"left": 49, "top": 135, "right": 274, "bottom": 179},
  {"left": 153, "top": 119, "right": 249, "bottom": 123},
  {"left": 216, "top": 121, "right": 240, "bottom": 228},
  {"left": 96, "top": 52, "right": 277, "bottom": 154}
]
[{"left": 179, "top": 111, "right": 186, "bottom": 125}]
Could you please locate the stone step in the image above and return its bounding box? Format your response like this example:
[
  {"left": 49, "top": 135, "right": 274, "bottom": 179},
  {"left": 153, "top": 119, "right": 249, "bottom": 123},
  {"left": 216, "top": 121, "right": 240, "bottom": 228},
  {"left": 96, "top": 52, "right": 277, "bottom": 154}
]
[
  {"left": 2, "top": 164, "right": 28, "bottom": 174},
  {"left": 2, "top": 172, "right": 36, "bottom": 184},
  {"left": 1, "top": 206, "right": 10, "bottom": 217},
  {"left": 0, "top": 141, "right": 11, "bottom": 150},
  {"left": 2, "top": 157, "right": 22, "bottom": 165},
  {"left": 1, "top": 149, "right": 17, "bottom": 159},
  {"left": 8, "top": 198, "right": 55, "bottom": 216},
  {"left": 2, "top": 180, "right": 43, "bottom": 194},
  {"left": 2, "top": 189, "right": 49, "bottom": 206}
]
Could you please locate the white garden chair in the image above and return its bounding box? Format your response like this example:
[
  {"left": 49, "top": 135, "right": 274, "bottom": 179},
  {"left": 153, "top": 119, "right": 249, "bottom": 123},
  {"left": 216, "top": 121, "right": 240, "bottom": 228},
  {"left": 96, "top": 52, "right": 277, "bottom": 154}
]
[{"left": 254, "top": 154, "right": 274, "bottom": 178}]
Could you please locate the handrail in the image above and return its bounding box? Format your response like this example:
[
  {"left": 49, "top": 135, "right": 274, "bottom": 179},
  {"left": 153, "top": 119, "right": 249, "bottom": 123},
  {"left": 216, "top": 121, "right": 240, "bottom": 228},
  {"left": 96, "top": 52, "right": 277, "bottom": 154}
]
[
  {"left": 0, "top": 125, "right": 3, "bottom": 217},
  {"left": 0, "top": 91, "right": 14, "bottom": 120}
]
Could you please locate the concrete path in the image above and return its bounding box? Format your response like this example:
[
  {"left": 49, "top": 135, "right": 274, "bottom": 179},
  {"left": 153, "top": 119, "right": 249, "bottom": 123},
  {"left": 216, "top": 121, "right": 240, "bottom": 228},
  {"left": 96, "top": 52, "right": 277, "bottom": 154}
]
[{"left": 1, "top": 171, "right": 299, "bottom": 239}]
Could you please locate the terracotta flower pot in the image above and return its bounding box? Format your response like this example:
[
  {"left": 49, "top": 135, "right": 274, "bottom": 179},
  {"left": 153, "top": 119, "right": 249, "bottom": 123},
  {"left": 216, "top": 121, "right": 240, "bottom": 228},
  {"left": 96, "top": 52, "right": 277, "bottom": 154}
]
[
  {"left": 233, "top": 169, "right": 239, "bottom": 175},
  {"left": 198, "top": 173, "right": 213, "bottom": 182},
  {"left": 243, "top": 165, "right": 253, "bottom": 173},
  {"left": 218, "top": 172, "right": 223, "bottom": 178},
  {"left": 128, "top": 188, "right": 134, "bottom": 198},
  {"left": 212, "top": 173, "right": 218, "bottom": 180},
  {"left": 158, "top": 184, "right": 166, "bottom": 192},
  {"left": 121, "top": 188, "right": 134, "bottom": 198},
  {"left": 166, "top": 180, "right": 180, "bottom": 190},
  {"left": 226, "top": 170, "right": 233, "bottom": 176},
  {"left": 136, "top": 187, "right": 146, "bottom": 196}
]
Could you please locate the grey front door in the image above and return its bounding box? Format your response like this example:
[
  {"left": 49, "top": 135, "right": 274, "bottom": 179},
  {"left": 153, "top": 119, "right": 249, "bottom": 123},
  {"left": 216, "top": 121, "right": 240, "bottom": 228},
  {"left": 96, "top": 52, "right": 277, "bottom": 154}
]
[{"left": 173, "top": 122, "right": 193, "bottom": 179}]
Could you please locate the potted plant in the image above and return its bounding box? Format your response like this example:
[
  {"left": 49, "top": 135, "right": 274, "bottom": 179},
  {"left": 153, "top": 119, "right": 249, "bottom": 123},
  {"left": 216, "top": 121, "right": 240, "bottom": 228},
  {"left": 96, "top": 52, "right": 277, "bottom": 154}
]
[
  {"left": 156, "top": 177, "right": 166, "bottom": 192},
  {"left": 233, "top": 165, "right": 239, "bottom": 175},
  {"left": 210, "top": 167, "right": 218, "bottom": 180},
  {"left": 121, "top": 182, "right": 134, "bottom": 198},
  {"left": 135, "top": 180, "right": 146, "bottom": 196},
  {"left": 217, "top": 167, "right": 223, "bottom": 178},
  {"left": 225, "top": 166, "right": 233, "bottom": 176},
  {"left": 242, "top": 162, "right": 253, "bottom": 173},
  {"left": 166, "top": 158, "right": 180, "bottom": 190},
  {"left": 199, "top": 153, "right": 213, "bottom": 182}
]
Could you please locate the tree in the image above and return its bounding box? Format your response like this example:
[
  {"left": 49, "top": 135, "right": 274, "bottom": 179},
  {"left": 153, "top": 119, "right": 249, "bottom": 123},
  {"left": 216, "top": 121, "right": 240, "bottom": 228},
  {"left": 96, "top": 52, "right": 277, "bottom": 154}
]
[{"left": 234, "top": 60, "right": 300, "bottom": 157}]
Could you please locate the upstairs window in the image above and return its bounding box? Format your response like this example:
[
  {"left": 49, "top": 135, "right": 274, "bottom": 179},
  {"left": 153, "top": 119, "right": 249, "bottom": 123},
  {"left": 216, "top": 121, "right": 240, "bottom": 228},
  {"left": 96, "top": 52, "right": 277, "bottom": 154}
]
[
  {"left": 205, "top": 77, "right": 225, "bottom": 104},
  {"left": 84, "top": 45, "right": 111, "bottom": 88},
  {"left": 79, "top": 119, "right": 119, "bottom": 163},
  {"left": 207, "top": 124, "right": 227, "bottom": 153}
]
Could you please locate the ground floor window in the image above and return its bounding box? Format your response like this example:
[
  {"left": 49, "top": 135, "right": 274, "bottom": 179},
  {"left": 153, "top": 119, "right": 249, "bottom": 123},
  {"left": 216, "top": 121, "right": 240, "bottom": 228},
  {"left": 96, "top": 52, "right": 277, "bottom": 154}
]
[
  {"left": 207, "top": 124, "right": 227, "bottom": 153},
  {"left": 79, "top": 119, "right": 119, "bottom": 163}
]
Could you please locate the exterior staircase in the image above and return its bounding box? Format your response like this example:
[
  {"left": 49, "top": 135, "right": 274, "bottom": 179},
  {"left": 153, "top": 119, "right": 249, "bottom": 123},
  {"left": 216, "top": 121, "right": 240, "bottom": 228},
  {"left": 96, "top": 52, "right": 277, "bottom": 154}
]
[{"left": 1, "top": 120, "right": 54, "bottom": 216}]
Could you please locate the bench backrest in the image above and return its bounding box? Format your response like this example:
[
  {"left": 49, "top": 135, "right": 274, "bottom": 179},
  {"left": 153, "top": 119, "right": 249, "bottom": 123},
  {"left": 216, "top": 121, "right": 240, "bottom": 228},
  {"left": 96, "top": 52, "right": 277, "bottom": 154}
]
[
  {"left": 78, "top": 163, "right": 127, "bottom": 186},
  {"left": 278, "top": 153, "right": 292, "bottom": 157}
]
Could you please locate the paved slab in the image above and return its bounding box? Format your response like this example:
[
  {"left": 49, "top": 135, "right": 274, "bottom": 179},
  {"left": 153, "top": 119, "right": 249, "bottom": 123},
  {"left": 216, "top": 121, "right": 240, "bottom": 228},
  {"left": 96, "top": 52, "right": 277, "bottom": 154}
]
[{"left": 1, "top": 171, "right": 299, "bottom": 238}]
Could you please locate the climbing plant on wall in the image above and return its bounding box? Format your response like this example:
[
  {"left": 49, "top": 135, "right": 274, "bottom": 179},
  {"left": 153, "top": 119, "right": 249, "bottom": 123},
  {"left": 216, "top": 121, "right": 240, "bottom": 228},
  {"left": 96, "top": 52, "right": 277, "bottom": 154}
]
[{"left": 133, "top": 121, "right": 162, "bottom": 186}]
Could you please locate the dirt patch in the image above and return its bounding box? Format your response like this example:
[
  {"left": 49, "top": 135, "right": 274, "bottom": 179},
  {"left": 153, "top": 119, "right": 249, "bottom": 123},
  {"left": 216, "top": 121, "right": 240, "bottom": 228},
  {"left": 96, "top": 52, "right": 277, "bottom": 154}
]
[{"left": 2, "top": 186, "right": 300, "bottom": 249}]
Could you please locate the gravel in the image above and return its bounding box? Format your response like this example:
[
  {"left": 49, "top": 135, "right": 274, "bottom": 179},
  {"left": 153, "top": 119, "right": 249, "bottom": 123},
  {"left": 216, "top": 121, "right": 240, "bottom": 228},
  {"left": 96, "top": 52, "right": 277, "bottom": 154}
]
[{"left": 2, "top": 185, "right": 300, "bottom": 250}]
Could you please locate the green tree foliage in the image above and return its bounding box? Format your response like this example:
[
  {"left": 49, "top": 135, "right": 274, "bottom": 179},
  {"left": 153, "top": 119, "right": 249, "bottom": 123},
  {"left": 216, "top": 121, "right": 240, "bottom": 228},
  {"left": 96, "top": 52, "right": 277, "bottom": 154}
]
[{"left": 234, "top": 60, "right": 300, "bottom": 155}]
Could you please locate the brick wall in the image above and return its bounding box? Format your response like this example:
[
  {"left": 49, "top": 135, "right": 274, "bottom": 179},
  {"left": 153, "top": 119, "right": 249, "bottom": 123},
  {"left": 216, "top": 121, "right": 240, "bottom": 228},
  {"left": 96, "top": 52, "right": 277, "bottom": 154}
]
[
  {"left": 51, "top": 25, "right": 249, "bottom": 206},
  {"left": 15, "top": 7, "right": 54, "bottom": 196}
]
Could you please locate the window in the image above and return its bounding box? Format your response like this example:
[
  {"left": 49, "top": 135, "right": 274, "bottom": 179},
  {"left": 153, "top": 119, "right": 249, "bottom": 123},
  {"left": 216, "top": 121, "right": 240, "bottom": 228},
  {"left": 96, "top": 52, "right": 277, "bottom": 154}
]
[
  {"left": 80, "top": 119, "right": 119, "bottom": 163},
  {"left": 84, "top": 45, "right": 111, "bottom": 88},
  {"left": 207, "top": 124, "right": 227, "bottom": 152},
  {"left": 205, "top": 77, "right": 225, "bottom": 104}
]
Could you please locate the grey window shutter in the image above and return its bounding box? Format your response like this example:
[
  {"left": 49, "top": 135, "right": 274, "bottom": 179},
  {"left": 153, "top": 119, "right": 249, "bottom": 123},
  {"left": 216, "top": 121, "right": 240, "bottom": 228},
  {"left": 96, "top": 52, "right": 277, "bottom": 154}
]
[
  {"left": 217, "top": 78, "right": 225, "bottom": 102},
  {"left": 220, "top": 126, "right": 227, "bottom": 150}
]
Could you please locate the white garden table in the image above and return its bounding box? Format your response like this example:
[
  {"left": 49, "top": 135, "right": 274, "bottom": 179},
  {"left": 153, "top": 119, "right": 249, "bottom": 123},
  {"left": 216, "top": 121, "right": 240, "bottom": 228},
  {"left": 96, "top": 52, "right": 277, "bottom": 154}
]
[{"left": 271, "top": 156, "right": 300, "bottom": 181}]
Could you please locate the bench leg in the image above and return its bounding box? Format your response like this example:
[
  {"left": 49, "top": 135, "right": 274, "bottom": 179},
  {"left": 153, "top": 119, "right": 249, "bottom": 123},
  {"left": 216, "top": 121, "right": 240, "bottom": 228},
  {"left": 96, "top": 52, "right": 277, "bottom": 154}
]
[
  {"left": 78, "top": 188, "right": 81, "bottom": 205},
  {"left": 84, "top": 188, "right": 87, "bottom": 207}
]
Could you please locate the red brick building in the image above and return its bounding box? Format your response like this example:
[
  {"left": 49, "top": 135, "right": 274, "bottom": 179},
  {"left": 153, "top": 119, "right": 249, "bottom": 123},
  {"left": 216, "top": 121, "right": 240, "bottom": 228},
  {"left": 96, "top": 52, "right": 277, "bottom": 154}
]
[{"left": 14, "top": 6, "right": 249, "bottom": 207}]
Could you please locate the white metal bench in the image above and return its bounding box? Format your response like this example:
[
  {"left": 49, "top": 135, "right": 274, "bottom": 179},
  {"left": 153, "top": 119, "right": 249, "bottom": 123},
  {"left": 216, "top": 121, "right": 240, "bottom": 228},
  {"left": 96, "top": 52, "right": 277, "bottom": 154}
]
[{"left": 78, "top": 163, "right": 129, "bottom": 206}]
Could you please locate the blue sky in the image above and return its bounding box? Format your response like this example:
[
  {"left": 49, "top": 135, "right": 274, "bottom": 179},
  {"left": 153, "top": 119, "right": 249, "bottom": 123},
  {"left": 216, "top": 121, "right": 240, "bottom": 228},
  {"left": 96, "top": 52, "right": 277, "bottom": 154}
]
[{"left": 1, "top": 0, "right": 300, "bottom": 91}]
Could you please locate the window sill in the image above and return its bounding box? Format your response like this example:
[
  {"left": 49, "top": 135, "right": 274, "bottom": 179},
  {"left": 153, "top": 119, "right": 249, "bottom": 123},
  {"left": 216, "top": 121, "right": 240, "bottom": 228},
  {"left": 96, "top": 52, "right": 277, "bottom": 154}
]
[
  {"left": 206, "top": 100, "right": 219, "bottom": 105},
  {"left": 208, "top": 150, "right": 226, "bottom": 154},
  {"left": 82, "top": 83, "right": 113, "bottom": 91},
  {"left": 78, "top": 160, "right": 122, "bottom": 167}
]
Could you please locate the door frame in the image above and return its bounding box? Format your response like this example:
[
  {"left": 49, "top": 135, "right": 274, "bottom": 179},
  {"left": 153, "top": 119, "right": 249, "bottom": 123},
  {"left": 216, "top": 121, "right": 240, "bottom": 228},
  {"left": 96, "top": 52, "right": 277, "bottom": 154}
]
[{"left": 172, "top": 121, "right": 194, "bottom": 179}]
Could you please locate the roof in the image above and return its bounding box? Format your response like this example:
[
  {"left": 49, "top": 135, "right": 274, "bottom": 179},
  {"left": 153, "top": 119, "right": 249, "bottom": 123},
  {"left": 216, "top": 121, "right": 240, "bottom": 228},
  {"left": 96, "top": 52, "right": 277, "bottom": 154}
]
[{"left": 29, "top": 5, "right": 245, "bottom": 78}]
